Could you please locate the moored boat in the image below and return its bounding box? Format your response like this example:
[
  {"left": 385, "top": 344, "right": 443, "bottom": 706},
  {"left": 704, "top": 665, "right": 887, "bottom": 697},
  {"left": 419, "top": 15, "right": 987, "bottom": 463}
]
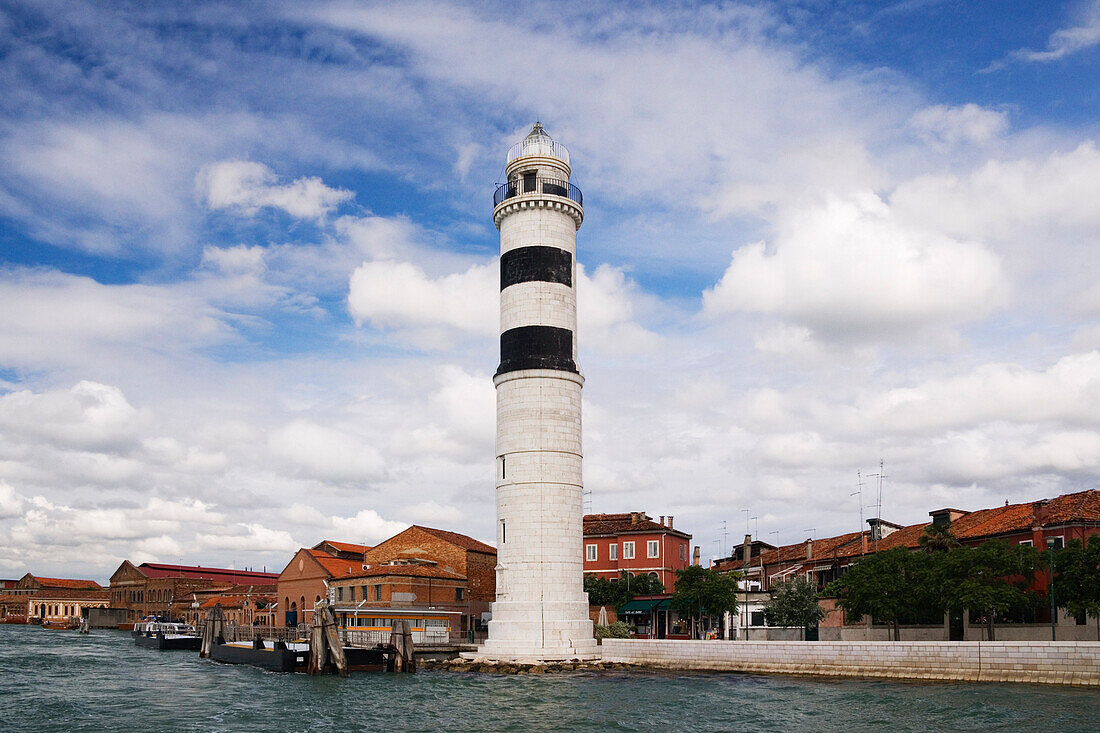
[{"left": 133, "top": 622, "right": 201, "bottom": 651}]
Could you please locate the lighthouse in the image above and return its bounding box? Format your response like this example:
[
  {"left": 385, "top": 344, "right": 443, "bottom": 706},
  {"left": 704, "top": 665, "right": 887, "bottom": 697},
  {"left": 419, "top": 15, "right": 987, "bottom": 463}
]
[{"left": 478, "top": 124, "right": 598, "bottom": 661}]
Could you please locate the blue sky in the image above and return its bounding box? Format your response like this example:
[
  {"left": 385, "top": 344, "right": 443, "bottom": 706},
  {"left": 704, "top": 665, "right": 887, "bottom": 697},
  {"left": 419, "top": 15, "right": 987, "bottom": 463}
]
[{"left": 1, "top": 0, "right": 1098, "bottom": 580}]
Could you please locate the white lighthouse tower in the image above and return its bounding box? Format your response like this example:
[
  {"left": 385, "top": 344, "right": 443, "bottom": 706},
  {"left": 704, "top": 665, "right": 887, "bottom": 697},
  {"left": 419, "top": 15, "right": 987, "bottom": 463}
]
[{"left": 478, "top": 124, "right": 598, "bottom": 661}]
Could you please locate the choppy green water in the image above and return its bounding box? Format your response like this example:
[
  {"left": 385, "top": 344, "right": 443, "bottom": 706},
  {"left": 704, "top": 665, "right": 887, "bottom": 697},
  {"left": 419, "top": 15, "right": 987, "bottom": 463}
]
[{"left": 2, "top": 625, "right": 1098, "bottom": 732}]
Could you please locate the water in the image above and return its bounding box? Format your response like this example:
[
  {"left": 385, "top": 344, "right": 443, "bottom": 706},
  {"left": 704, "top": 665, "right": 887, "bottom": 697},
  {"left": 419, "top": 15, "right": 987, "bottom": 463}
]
[{"left": 2, "top": 625, "right": 1097, "bottom": 732}]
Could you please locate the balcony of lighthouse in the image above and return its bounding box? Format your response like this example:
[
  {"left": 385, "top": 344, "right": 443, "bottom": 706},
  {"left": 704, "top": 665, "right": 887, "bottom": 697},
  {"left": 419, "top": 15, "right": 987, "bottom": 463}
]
[{"left": 491, "top": 177, "right": 584, "bottom": 229}]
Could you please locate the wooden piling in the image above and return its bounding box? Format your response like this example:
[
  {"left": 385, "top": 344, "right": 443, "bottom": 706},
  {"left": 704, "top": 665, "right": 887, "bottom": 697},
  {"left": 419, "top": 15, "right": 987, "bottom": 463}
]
[
  {"left": 307, "top": 600, "right": 347, "bottom": 676},
  {"left": 389, "top": 619, "right": 416, "bottom": 673},
  {"left": 200, "top": 604, "right": 225, "bottom": 659}
]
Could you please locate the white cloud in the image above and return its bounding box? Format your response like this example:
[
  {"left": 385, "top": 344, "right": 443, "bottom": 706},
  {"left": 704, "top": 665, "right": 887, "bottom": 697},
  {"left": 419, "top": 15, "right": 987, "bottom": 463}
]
[
  {"left": 909, "top": 104, "right": 1008, "bottom": 146},
  {"left": 347, "top": 259, "right": 497, "bottom": 346},
  {"left": 703, "top": 191, "right": 1008, "bottom": 337},
  {"left": 198, "top": 160, "right": 353, "bottom": 219},
  {"left": 0, "top": 381, "right": 143, "bottom": 452},
  {"left": 268, "top": 420, "right": 387, "bottom": 483},
  {"left": 330, "top": 509, "right": 409, "bottom": 546},
  {"left": 1012, "top": 1, "right": 1100, "bottom": 62}
]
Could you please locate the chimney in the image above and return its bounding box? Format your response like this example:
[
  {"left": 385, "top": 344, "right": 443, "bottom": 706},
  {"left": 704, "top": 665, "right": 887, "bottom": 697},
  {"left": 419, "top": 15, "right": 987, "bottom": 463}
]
[
  {"left": 659, "top": 515, "right": 665, "bottom": 527},
  {"left": 631, "top": 512, "right": 643, "bottom": 525},
  {"left": 692, "top": 546, "right": 700, "bottom": 566},
  {"left": 667, "top": 515, "right": 674, "bottom": 529},
  {"left": 861, "top": 533, "right": 868, "bottom": 554},
  {"left": 743, "top": 534, "right": 752, "bottom": 562},
  {"left": 1031, "top": 500, "right": 1050, "bottom": 529},
  {"left": 929, "top": 507, "right": 969, "bottom": 529},
  {"left": 805, "top": 538, "right": 813, "bottom": 560}
]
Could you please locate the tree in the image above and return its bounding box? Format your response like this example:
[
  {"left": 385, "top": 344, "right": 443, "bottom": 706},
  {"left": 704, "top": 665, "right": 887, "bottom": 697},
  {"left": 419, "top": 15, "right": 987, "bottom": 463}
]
[
  {"left": 669, "top": 566, "right": 739, "bottom": 639},
  {"left": 1051, "top": 535, "right": 1100, "bottom": 639},
  {"left": 826, "top": 547, "right": 928, "bottom": 640},
  {"left": 583, "top": 571, "right": 665, "bottom": 609},
  {"left": 936, "top": 540, "right": 1040, "bottom": 641},
  {"left": 918, "top": 523, "right": 960, "bottom": 553},
  {"left": 763, "top": 576, "right": 825, "bottom": 640}
]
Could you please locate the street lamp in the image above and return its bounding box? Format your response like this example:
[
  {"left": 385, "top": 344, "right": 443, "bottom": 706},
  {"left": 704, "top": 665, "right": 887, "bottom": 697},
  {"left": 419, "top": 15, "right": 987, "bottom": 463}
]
[{"left": 1046, "top": 537, "right": 1056, "bottom": 642}]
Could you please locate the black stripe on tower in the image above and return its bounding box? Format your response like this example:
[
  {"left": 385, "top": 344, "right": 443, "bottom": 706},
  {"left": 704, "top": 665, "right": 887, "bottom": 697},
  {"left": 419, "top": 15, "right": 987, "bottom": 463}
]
[
  {"left": 500, "top": 246, "right": 572, "bottom": 290},
  {"left": 496, "top": 325, "right": 577, "bottom": 376}
]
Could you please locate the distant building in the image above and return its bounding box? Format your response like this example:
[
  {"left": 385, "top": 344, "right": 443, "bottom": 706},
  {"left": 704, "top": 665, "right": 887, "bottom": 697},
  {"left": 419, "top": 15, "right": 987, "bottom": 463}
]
[
  {"left": 108, "top": 561, "right": 278, "bottom": 623},
  {"left": 277, "top": 541, "right": 370, "bottom": 627},
  {"left": 10, "top": 573, "right": 103, "bottom": 595},
  {"left": 582, "top": 512, "right": 692, "bottom": 592},
  {"left": 196, "top": 590, "right": 278, "bottom": 627}
]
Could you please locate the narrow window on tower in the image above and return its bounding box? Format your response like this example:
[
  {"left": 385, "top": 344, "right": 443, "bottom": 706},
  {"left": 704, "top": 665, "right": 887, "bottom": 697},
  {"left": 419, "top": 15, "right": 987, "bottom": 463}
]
[
  {"left": 500, "top": 456, "right": 506, "bottom": 479},
  {"left": 501, "top": 520, "right": 507, "bottom": 544}
]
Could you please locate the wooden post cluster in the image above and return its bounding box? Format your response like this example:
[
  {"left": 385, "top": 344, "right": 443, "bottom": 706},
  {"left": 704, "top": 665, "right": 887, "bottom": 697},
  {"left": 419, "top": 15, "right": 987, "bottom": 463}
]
[
  {"left": 199, "top": 604, "right": 226, "bottom": 658},
  {"left": 388, "top": 619, "right": 416, "bottom": 673},
  {"left": 307, "top": 600, "right": 347, "bottom": 676}
]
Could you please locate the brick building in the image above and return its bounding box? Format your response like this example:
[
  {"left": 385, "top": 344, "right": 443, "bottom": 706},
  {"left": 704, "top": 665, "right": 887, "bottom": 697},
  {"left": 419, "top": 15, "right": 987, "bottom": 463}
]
[
  {"left": 277, "top": 540, "right": 369, "bottom": 627},
  {"left": 582, "top": 512, "right": 692, "bottom": 592},
  {"left": 195, "top": 590, "right": 278, "bottom": 627},
  {"left": 326, "top": 526, "right": 497, "bottom": 637},
  {"left": 10, "top": 573, "right": 103, "bottom": 595},
  {"left": 108, "top": 561, "right": 278, "bottom": 623}
]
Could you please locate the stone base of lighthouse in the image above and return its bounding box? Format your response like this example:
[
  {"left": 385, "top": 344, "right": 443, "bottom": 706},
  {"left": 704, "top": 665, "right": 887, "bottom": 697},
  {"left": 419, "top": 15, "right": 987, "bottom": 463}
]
[{"left": 474, "top": 369, "right": 599, "bottom": 662}]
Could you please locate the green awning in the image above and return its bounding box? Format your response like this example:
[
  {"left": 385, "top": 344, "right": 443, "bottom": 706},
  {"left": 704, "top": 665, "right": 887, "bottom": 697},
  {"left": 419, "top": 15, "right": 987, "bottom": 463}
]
[
  {"left": 618, "top": 599, "right": 661, "bottom": 615},
  {"left": 653, "top": 599, "right": 672, "bottom": 611}
]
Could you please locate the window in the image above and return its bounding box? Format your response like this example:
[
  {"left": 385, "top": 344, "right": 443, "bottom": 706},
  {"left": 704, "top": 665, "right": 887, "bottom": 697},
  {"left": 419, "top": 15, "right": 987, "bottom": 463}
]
[
  {"left": 348, "top": 586, "right": 356, "bottom": 602},
  {"left": 500, "top": 456, "right": 505, "bottom": 479},
  {"left": 455, "top": 588, "right": 465, "bottom": 601},
  {"left": 586, "top": 544, "right": 597, "bottom": 561},
  {"left": 623, "top": 541, "right": 635, "bottom": 559},
  {"left": 750, "top": 611, "right": 765, "bottom": 627},
  {"left": 647, "top": 540, "right": 659, "bottom": 558},
  {"left": 680, "top": 545, "right": 686, "bottom": 561},
  {"left": 336, "top": 587, "right": 344, "bottom": 601},
  {"left": 1018, "top": 540, "right": 1033, "bottom": 547},
  {"left": 1047, "top": 536, "right": 1065, "bottom": 549},
  {"left": 501, "top": 520, "right": 506, "bottom": 544},
  {"left": 609, "top": 544, "right": 618, "bottom": 561},
  {"left": 374, "top": 585, "right": 382, "bottom": 601}
]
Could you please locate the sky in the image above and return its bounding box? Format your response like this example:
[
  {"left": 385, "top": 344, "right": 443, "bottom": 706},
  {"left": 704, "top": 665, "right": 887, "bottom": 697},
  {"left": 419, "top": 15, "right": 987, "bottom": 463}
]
[{"left": 1, "top": 0, "right": 1098, "bottom": 582}]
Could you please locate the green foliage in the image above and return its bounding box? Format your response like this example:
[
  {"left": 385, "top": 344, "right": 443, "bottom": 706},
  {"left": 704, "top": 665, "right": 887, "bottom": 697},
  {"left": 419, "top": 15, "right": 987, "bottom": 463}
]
[
  {"left": 763, "top": 576, "right": 825, "bottom": 632},
  {"left": 826, "top": 547, "right": 924, "bottom": 639},
  {"left": 670, "top": 566, "right": 740, "bottom": 636},
  {"left": 594, "top": 621, "right": 631, "bottom": 639},
  {"left": 936, "top": 540, "right": 1040, "bottom": 639},
  {"left": 1051, "top": 535, "right": 1100, "bottom": 621},
  {"left": 584, "top": 571, "right": 665, "bottom": 609},
  {"left": 918, "top": 523, "right": 960, "bottom": 552}
]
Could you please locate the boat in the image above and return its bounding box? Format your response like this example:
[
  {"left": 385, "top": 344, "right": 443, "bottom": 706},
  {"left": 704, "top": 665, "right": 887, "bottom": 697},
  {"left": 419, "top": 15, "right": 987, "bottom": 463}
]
[{"left": 133, "top": 622, "right": 201, "bottom": 651}]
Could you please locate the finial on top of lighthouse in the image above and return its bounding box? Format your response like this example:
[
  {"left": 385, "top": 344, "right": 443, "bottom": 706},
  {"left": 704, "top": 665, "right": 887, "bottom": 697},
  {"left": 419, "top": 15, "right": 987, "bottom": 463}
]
[{"left": 527, "top": 121, "right": 548, "bottom": 139}]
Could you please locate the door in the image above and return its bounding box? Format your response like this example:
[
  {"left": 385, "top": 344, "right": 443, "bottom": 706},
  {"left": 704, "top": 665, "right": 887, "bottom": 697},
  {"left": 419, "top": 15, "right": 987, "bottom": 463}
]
[
  {"left": 655, "top": 611, "right": 667, "bottom": 639},
  {"left": 949, "top": 612, "right": 964, "bottom": 641},
  {"left": 804, "top": 624, "right": 819, "bottom": 641}
]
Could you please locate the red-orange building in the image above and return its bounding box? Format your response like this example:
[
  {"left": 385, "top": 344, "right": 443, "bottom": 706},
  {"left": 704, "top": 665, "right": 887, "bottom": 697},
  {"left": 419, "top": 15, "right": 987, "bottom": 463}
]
[
  {"left": 277, "top": 540, "right": 370, "bottom": 627},
  {"left": 582, "top": 512, "right": 692, "bottom": 592}
]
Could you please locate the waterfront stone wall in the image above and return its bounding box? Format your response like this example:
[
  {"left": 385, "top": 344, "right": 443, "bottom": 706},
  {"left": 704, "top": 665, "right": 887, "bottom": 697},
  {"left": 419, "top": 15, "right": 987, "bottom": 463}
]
[{"left": 600, "top": 639, "right": 1100, "bottom": 686}]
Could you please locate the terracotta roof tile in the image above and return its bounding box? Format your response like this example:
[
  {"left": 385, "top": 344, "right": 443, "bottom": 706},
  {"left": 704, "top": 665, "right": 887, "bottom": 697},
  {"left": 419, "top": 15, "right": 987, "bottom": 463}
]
[
  {"left": 314, "top": 540, "right": 372, "bottom": 554},
  {"left": 29, "top": 576, "right": 103, "bottom": 590},
  {"left": 138, "top": 563, "right": 278, "bottom": 584},
  {"left": 583, "top": 512, "right": 691, "bottom": 539},
  {"left": 307, "top": 550, "right": 362, "bottom": 578}
]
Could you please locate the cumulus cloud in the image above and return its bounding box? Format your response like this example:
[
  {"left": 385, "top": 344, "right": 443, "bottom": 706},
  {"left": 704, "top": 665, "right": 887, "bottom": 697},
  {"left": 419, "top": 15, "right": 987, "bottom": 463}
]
[
  {"left": 347, "top": 259, "right": 497, "bottom": 346},
  {"left": 198, "top": 160, "right": 353, "bottom": 219},
  {"left": 909, "top": 104, "right": 1008, "bottom": 146},
  {"left": 330, "top": 509, "right": 409, "bottom": 546},
  {"left": 0, "top": 381, "right": 143, "bottom": 452},
  {"left": 703, "top": 191, "right": 1008, "bottom": 337}
]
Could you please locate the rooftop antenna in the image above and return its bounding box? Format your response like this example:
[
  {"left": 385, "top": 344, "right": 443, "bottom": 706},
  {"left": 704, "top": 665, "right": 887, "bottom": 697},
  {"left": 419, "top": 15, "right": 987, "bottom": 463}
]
[
  {"left": 867, "top": 459, "right": 887, "bottom": 551},
  {"left": 720, "top": 520, "right": 728, "bottom": 557},
  {"left": 741, "top": 509, "right": 750, "bottom": 536},
  {"left": 769, "top": 530, "right": 780, "bottom": 546},
  {"left": 803, "top": 528, "right": 816, "bottom": 541},
  {"left": 752, "top": 517, "right": 759, "bottom": 539},
  {"left": 582, "top": 489, "right": 593, "bottom": 513},
  {"left": 852, "top": 470, "right": 865, "bottom": 535}
]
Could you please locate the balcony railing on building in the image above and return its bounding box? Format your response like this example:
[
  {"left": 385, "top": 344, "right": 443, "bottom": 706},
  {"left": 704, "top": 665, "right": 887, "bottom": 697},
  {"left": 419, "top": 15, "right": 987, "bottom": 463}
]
[{"left": 494, "top": 177, "right": 583, "bottom": 207}]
